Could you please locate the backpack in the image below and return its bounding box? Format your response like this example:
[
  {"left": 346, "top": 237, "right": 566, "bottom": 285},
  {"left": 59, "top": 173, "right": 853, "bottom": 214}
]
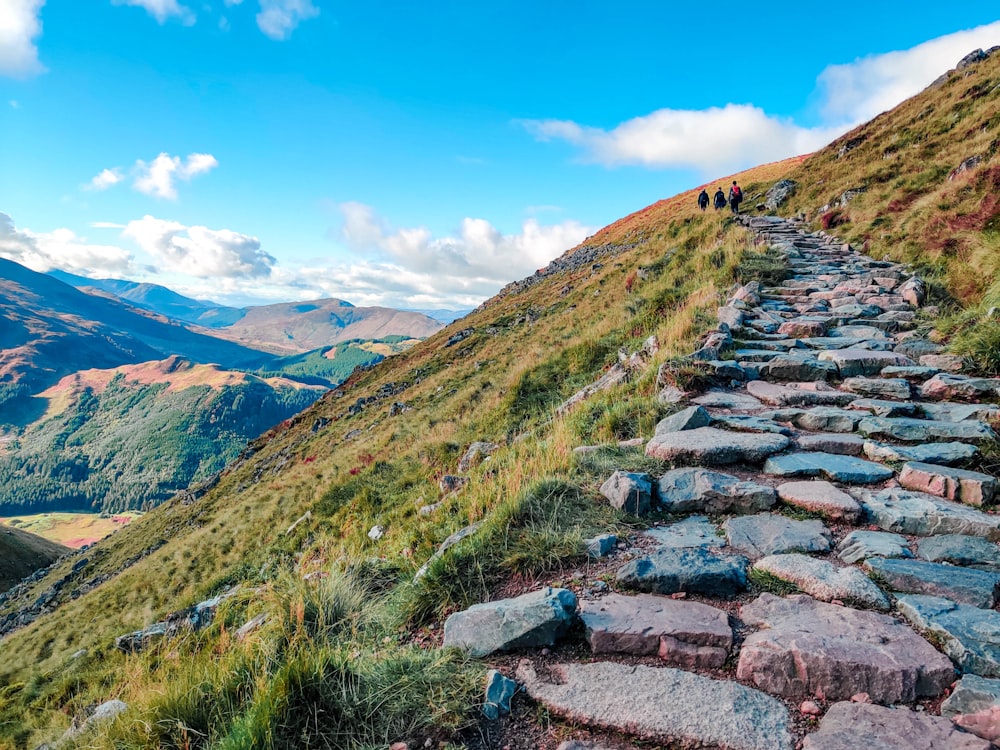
[{"left": 732, "top": 185, "right": 742, "bottom": 200}]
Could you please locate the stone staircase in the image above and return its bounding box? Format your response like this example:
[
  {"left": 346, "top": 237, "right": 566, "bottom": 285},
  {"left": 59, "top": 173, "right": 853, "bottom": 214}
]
[{"left": 447, "top": 216, "right": 1000, "bottom": 750}]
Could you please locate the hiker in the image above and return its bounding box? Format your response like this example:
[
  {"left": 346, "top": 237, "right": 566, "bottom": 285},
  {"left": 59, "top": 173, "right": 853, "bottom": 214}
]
[
  {"left": 713, "top": 187, "right": 726, "bottom": 210},
  {"left": 729, "top": 180, "right": 743, "bottom": 214},
  {"left": 697, "top": 189, "right": 709, "bottom": 211}
]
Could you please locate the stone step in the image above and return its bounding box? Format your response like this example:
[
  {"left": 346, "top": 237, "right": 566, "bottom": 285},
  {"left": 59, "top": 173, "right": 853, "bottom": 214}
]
[
  {"left": 763, "top": 452, "right": 894, "bottom": 483},
  {"left": 898, "top": 462, "right": 998, "bottom": 506},
  {"left": 801, "top": 702, "right": 990, "bottom": 750},
  {"left": 859, "top": 488, "right": 1000, "bottom": 540},
  {"left": 753, "top": 553, "right": 890, "bottom": 609},
  {"left": 865, "top": 557, "right": 1000, "bottom": 608},
  {"left": 897, "top": 595, "right": 1000, "bottom": 677}
]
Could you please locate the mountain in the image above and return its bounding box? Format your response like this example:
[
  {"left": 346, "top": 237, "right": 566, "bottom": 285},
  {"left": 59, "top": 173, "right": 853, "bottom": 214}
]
[
  {"left": 0, "top": 525, "right": 68, "bottom": 593},
  {"left": 204, "top": 298, "right": 444, "bottom": 354},
  {"left": 0, "top": 258, "right": 272, "bottom": 420},
  {"left": 1, "top": 49, "right": 998, "bottom": 750},
  {"left": 47, "top": 270, "right": 245, "bottom": 327}
]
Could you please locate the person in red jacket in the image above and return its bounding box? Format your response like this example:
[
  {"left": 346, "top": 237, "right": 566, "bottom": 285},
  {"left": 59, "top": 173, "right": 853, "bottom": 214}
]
[{"left": 729, "top": 181, "right": 743, "bottom": 214}]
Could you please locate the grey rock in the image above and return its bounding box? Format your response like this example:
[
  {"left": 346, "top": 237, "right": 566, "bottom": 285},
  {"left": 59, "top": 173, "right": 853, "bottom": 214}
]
[
  {"left": 656, "top": 468, "right": 776, "bottom": 514},
  {"left": 458, "top": 441, "right": 499, "bottom": 473},
  {"left": 616, "top": 547, "right": 748, "bottom": 598},
  {"left": 898, "top": 462, "right": 998, "bottom": 506},
  {"left": 842, "top": 376, "right": 912, "bottom": 399},
  {"left": 777, "top": 480, "right": 861, "bottom": 522},
  {"left": 866, "top": 557, "right": 1000, "bottom": 608},
  {"left": 439, "top": 474, "right": 470, "bottom": 493},
  {"left": 599, "top": 471, "right": 653, "bottom": 516},
  {"left": 837, "top": 530, "right": 912, "bottom": 564},
  {"left": 645, "top": 516, "right": 724, "bottom": 549},
  {"left": 857, "top": 416, "right": 997, "bottom": 444},
  {"left": 863, "top": 440, "right": 979, "bottom": 466},
  {"left": 918, "top": 535, "right": 1000, "bottom": 567},
  {"left": 712, "top": 414, "right": 795, "bottom": 435},
  {"left": 747, "top": 380, "right": 855, "bottom": 407},
  {"left": 737, "top": 594, "right": 954, "bottom": 703},
  {"left": 758, "top": 355, "right": 838, "bottom": 382},
  {"left": 724, "top": 514, "right": 831, "bottom": 560},
  {"left": 920, "top": 402, "right": 1000, "bottom": 422},
  {"left": 754, "top": 554, "right": 890, "bottom": 610},
  {"left": 795, "top": 433, "right": 865, "bottom": 456},
  {"left": 861, "top": 488, "right": 1000, "bottom": 540},
  {"left": 894, "top": 338, "right": 943, "bottom": 359},
  {"left": 415, "top": 521, "right": 484, "bottom": 579},
  {"left": 921, "top": 353, "right": 966, "bottom": 372},
  {"left": 763, "top": 452, "right": 894, "bottom": 483},
  {"left": 765, "top": 179, "right": 797, "bottom": 210},
  {"left": 817, "top": 348, "right": 914, "bottom": 377},
  {"left": 941, "top": 674, "right": 1000, "bottom": 718},
  {"left": 770, "top": 406, "right": 864, "bottom": 432},
  {"left": 442, "top": 587, "right": 578, "bottom": 657},
  {"left": 585, "top": 533, "right": 618, "bottom": 559},
  {"left": 654, "top": 406, "right": 711, "bottom": 434},
  {"left": 645, "top": 427, "right": 789, "bottom": 466},
  {"left": 921, "top": 374, "right": 1000, "bottom": 402},
  {"left": 880, "top": 365, "right": 941, "bottom": 381},
  {"left": 801, "top": 702, "right": 989, "bottom": 750},
  {"left": 847, "top": 398, "right": 918, "bottom": 417},
  {"left": 896, "top": 595, "right": 1000, "bottom": 677},
  {"left": 517, "top": 660, "right": 793, "bottom": 750},
  {"left": 482, "top": 669, "right": 518, "bottom": 720},
  {"left": 579, "top": 593, "right": 732, "bottom": 668},
  {"left": 691, "top": 390, "right": 764, "bottom": 409}
]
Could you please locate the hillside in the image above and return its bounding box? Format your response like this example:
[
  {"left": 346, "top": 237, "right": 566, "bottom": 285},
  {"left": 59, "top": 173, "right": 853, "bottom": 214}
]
[
  {"left": 0, "top": 526, "right": 68, "bottom": 593},
  {"left": 0, "top": 356, "right": 325, "bottom": 514},
  {"left": 0, "top": 49, "right": 998, "bottom": 750}
]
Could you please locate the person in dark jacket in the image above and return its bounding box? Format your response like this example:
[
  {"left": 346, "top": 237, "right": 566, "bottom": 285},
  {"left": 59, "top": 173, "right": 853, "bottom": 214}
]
[
  {"left": 713, "top": 188, "right": 726, "bottom": 210},
  {"left": 697, "top": 189, "right": 709, "bottom": 211},
  {"left": 729, "top": 180, "right": 743, "bottom": 214}
]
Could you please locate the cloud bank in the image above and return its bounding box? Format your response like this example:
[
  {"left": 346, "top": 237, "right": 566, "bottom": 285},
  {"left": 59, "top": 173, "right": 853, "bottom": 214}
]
[
  {"left": 89, "top": 152, "right": 218, "bottom": 199},
  {"left": 0, "top": 212, "right": 134, "bottom": 275},
  {"left": 523, "top": 21, "right": 1000, "bottom": 174},
  {"left": 0, "top": 0, "right": 45, "bottom": 78}
]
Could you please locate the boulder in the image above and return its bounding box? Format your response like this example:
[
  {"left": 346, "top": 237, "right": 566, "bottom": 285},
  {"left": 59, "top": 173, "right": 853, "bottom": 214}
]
[
  {"left": 765, "top": 179, "right": 797, "bottom": 210},
  {"left": 837, "top": 530, "right": 912, "bottom": 564},
  {"left": 516, "top": 660, "right": 793, "bottom": 750},
  {"left": 442, "top": 587, "right": 578, "bottom": 657},
  {"left": 579, "top": 593, "right": 732, "bottom": 668},
  {"left": 865, "top": 557, "right": 1000, "bottom": 608},
  {"left": 724, "top": 514, "right": 832, "bottom": 560},
  {"left": 691, "top": 390, "right": 764, "bottom": 409},
  {"left": 653, "top": 406, "right": 711, "bottom": 434},
  {"left": 921, "top": 374, "right": 1000, "bottom": 402},
  {"left": 847, "top": 398, "right": 918, "bottom": 418},
  {"left": 898, "top": 462, "right": 997, "bottom": 506},
  {"left": 776, "top": 481, "right": 861, "bottom": 522},
  {"left": 920, "top": 402, "right": 1000, "bottom": 422},
  {"left": 616, "top": 547, "right": 749, "bottom": 599},
  {"left": 880, "top": 365, "right": 941, "bottom": 381},
  {"left": 599, "top": 471, "right": 653, "bottom": 516},
  {"left": 941, "top": 675, "right": 1000, "bottom": 744},
  {"left": 860, "top": 488, "right": 1000, "bottom": 540},
  {"left": 801, "top": 702, "right": 989, "bottom": 750},
  {"left": 758, "top": 355, "right": 838, "bottom": 382},
  {"left": 457, "top": 441, "right": 499, "bottom": 472},
  {"left": 645, "top": 427, "right": 789, "bottom": 466},
  {"left": 737, "top": 594, "right": 954, "bottom": 703},
  {"left": 656, "top": 468, "right": 776, "bottom": 514},
  {"left": 896, "top": 595, "right": 1000, "bottom": 677},
  {"left": 754, "top": 554, "right": 890, "bottom": 610},
  {"left": 585, "top": 533, "right": 618, "bottom": 558}
]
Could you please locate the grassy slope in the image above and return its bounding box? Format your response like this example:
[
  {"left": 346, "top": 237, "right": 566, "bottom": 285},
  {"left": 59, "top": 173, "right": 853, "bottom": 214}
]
[
  {"left": 0, "top": 528, "right": 68, "bottom": 593},
  {"left": 1, "top": 54, "right": 997, "bottom": 749}
]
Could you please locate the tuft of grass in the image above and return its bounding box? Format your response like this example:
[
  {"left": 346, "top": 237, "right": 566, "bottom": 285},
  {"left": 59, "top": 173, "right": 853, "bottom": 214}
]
[{"left": 749, "top": 569, "right": 801, "bottom": 596}]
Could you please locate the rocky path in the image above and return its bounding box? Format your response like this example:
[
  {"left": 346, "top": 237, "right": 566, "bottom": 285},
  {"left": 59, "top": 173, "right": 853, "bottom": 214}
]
[{"left": 446, "top": 215, "right": 1000, "bottom": 749}]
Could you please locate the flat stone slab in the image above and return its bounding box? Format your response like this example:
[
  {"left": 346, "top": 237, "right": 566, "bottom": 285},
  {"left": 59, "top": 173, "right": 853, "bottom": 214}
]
[
  {"left": 897, "top": 595, "right": 1000, "bottom": 677},
  {"left": 754, "top": 554, "right": 890, "bottom": 609},
  {"left": 863, "top": 440, "right": 979, "bottom": 466},
  {"left": 866, "top": 557, "right": 1000, "bottom": 608},
  {"left": 645, "top": 427, "right": 789, "bottom": 466},
  {"left": 777, "top": 480, "right": 862, "bottom": 522},
  {"left": 737, "top": 594, "right": 954, "bottom": 703},
  {"left": 861, "top": 488, "right": 1000, "bottom": 540},
  {"left": 656, "top": 468, "right": 777, "bottom": 514},
  {"left": 847, "top": 398, "right": 918, "bottom": 418},
  {"left": 725, "top": 514, "right": 831, "bottom": 560},
  {"left": 842, "top": 376, "right": 912, "bottom": 400},
  {"left": 918, "top": 535, "right": 1000, "bottom": 567},
  {"left": 645, "top": 516, "right": 723, "bottom": 549},
  {"left": 692, "top": 390, "right": 764, "bottom": 410},
  {"left": 579, "top": 593, "right": 732, "bottom": 668},
  {"left": 616, "top": 547, "right": 749, "bottom": 599},
  {"left": 443, "top": 587, "right": 578, "bottom": 657},
  {"left": 898, "top": 462, "right": 997, "bottom": 506},
  {"left": 921, "top": 374, "right": 1000, "bottom": 402},
  {"left": 837, "top": 530, "right": 912, "bottom": 564},
  {"left": 517, "top": 660, "right": 794, "bottom": 750},
  {"left": 763, "top": 452, "right": 894, "bottom": 483},
  {"left": 881, "top": 365, "right": 941, "bottom": 381},
  {"left": 759, "top": 355, "right": 839, "bottom": 382},
  {"left": 920, "top": 402, "right": 1000, "bottom": 423},
  {"left": 817, "top": 349, "right": 914, "bottom": 377},
  {"left": 747, "top": 380, "right": 855, "bottom": 407},
  {"left": 801, "top": 702, "right": 990, "bottom": 750},
  {"left": 765, "top": 406, "right": 864, "bottom": 432},
  {"left": 858, "top": 416, "right": 997, "bottom": 444},
  {"left": 711, "top": 414, "right": 794, "bottom": 435}
]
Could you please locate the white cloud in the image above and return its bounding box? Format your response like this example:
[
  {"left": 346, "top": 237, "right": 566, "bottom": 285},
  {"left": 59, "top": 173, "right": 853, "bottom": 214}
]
[
  {"left": 132, "top": 152, "right": 218, "bottom": 199},
  {"left": 111, "top": 0, "right": 195, "bottom": 25},
  {"left": 122, "top": 215, "right": 275, "bottom": 278},
  {"left": 522, "top": 22, "right": 1000, "bottom": 173},
  {"left": 817, "top": 20, "right": 1000, "bottom": 124},
  {"left": 0, "top": 212, "right": 135, "bottom": 275},
  {"left": 0, "top": 0, "right": 45, "bottom": 78},
  {"left": 256, "top": 0, "right": 319, "bottom": 41},
  {"left": 89, "top": 168, "right": 125, "bottom": 190}
]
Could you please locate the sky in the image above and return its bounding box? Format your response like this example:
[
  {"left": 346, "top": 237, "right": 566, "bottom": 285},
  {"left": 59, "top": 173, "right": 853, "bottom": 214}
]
[{"left": 0, "top": 2, "right": 998, "bottom": 310}]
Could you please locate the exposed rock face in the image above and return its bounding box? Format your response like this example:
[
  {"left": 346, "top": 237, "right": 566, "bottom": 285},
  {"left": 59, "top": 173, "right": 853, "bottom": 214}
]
[
  {"left": 579, "top": 593, "right": 732, "bottom": 668},
  {"left": 801, "top": 702, "right": 990, "bottom": 750},
  {"left": 737, "top": 594, "right": 954, "bottom": 703},
  {"left": 765, "top": 179, "right": 797, "bottom": 210},
  {"left": 517, "top": 660, "right": 794, "bottom": 750},
  {"left": 442, "top": 587, "right": 578, "bottom": 657}
]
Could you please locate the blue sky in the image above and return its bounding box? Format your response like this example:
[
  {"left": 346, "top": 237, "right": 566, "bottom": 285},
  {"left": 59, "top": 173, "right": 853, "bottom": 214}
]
[{"left": 1, "top": 2, "right": 998, "bottom": 309}]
